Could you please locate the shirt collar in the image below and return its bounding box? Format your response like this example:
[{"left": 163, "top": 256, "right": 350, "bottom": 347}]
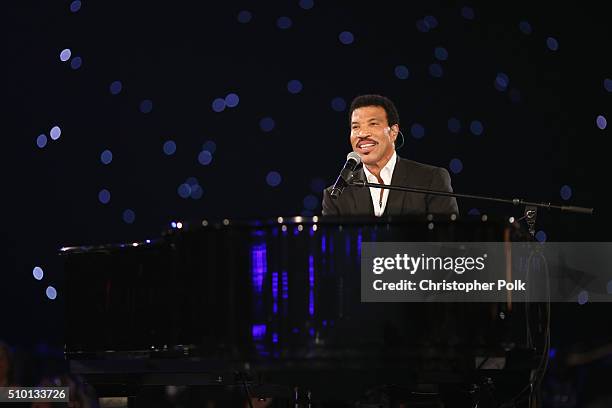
[{"left": 362, "top": 151, "right": 397, "bottom": 184}]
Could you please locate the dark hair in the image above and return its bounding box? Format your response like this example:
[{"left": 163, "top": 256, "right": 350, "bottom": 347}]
[{"left": 349, "top": 94, "right": 400, "bottom": 127}]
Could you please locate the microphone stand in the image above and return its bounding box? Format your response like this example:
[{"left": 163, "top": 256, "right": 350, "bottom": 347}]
[
  {"left": 349, "top": 175, "right": 589, "bottom": 404},
  {"left": 347, "top": 178, "right": 594, "bottom": 236}
]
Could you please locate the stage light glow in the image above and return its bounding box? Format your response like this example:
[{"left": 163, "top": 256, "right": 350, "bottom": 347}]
[
  {"left": 260, "top": 117, "right": 275, "bottom": 132},
  {"left": 277, "top": 16, "right": 292, "bottom": 29},
  {"left": 266, "top": 171, "right": 282, "bottom": 187},
  {"left": 237, "top": 10, "right": 252, "bottom": 23},
  {"left": 434, "top": 47, "right": 448, "bottom": 61},
  {"left": 428, "top": 63, "right": 443, "bottom": 78},
  {"left": 33, "top": 267, "right": 44, "bottom": 280},
  {"left": 198, "top": 150, "right": 213, "bottom": 165},
  {"left": 60, "top": 49, "right": 71, "bottom": 62},
  {"left": 36, "top": 134, "right": 48, "bottom": 148},
  {"left": 287, "top": 79, "right": 303, "bottom": 94},
  {"left": 70, "top": 56, "right": 82, "bottom": 69},
  {"left": 470, "top": 120, "right": 484, "bottom": 135},
  {"left": 139, "top": 99, "right": 153, "bottom": 113},
  {"left": 560, "top": 185, "right": 572, "bottom": 200},
  {"left": 339, "top": 31, "right": 354, "bottom": 45},
  {"left": 331, "top": 97, "right": 346, "bottom": 112},
  {"left": 123, "top": 209, "right": 136, "bottom": 224},
  {"left": 448, "top": 118, "right": 461, "bottom": 133},
  {"left": 110, "top": 80, "right": 122, "bottom": 95},
  {"left": 50, "top": 126, "right": 61, "bottom": 140},
  {"left": 46, "top": 286, "right": 57, "bottom": 300},
  {"left": 98, "top": 189, "right": 111, "bottom": 204},
  {"left": 163, "top": 140, "right": 176, "bottom": 155},
  {"left": 212, "top": 98, "right": 226, "bottom": 112},
  {"left": 394, "top": 65, "right": 409, "bottom": 80},
  {"left": 410, "top": 123, "right": 425, "bottom": 139},
  {"left": 100, "top": 150, "right": 113, "bottom": 165},
  {"left": 225, "top": 93, "right": 240, "bottom": 107},
  {"left": 449, "top": 158, "right": 463, "bottom": 174}
]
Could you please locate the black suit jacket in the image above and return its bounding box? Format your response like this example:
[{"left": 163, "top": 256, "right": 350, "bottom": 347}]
[{"left": 322, "top": 156, "right": 459, "bottom": 216}]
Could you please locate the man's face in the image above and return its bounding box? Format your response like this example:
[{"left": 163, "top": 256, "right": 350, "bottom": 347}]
[{"left": 350, "top": 105, "right": 398, "bottom": 167}]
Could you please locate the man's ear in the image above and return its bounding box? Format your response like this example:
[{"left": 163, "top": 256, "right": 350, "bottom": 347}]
[{"left": 389, "top": 124, "right": 399, "bottom": 141}]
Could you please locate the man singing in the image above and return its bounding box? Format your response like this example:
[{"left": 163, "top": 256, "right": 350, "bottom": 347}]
[{"left": 322, "top": 94, "right": 459, "bottom": 216}]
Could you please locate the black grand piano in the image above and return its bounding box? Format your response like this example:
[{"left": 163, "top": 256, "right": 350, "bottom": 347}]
[{"left": 61, "top": 215, "right": 543, "bottom": 407}]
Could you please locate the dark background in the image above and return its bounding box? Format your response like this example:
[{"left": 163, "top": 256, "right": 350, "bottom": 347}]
[{"left": 3, "top": 0, "right": 612, "bottom": 404}]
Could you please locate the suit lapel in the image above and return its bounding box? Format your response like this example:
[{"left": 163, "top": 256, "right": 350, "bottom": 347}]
[
  {"left": 384, "top": 157, "right": 407, "bottom": 216},
  {"left": 350, "top": 168, "right": 374, "bottom": 215}
]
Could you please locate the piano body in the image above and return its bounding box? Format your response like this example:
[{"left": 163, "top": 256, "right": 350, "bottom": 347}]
[{"left": 61, "top": 215, "right": 541, "bottom": 407}]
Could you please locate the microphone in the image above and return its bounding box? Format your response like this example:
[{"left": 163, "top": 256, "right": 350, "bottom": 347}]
[{"left": 330, "top": 152, "right": 361, "bottom": 200}]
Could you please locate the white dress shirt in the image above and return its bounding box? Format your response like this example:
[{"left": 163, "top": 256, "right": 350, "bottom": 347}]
[{"left": 362, "top": 152, "right": 397, "bottom": 217}]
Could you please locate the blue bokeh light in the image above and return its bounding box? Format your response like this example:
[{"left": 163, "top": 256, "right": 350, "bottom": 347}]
[
  {"left": 202, "top": 140, "right": 217, "bottom": 153},
  {"left": 546, "top": 37, "right": 559, "bottom": 51},
  {"left": 596, "top": 115, "right": 607, "bottom": 130},
  {"left": 123, "top": 209, "right": 136, "bottom": 224},
  {"left": 560, "top": 185, "right": 572, "bottom": 201},
  {"left": 449, "top": 158, "right": 463, "bottom": 174},
  {"left": 98, "top": 189, "right": 111, "bottom": 204},
  {"left": 260, "top": 117, "right": 275, "bottom": 132},
  {"left": 178, "top": 183, "right": 192, "bottom": 199},
  {"left": 50, "top": 126, "right": 61, "bottom": 140},
  {"left": 237, "top": 10, "right": 252, "bottom": 23},
  {"left": 448, "top": 118, "right": 461, "bottom": 133},
  {"left": 33, "top": 267, "right": 44, "bottom": 281},
  {"left": 410, "top": 123, "right": 425, "bottom": 139},
  {"left": 46, "top": 286, "right": 57, "bottom": 300},
  {"left": 424, "top": 15, "right": 438, "bottom": 29},
  {"left": 110, "top": 80, "right": 122, "bottom": 95},
  {"left": 468, "top": 208, "right": 480, "bottom": 216},
  {"left": 394, "top": 65, "right": 410, "bottom": 80},
  {"left": 470, "top": 120, "right": 484, "bottom": 135},
  {"left": 225, "top": 93, "right": 240, "bottom": 108},
  {"left": 277, "top": 16, "right": 292, "bottom": 29},
  {"left": 36, "top": 134, "right": 48, "bottom": 148},
  {"left": 461, "top": 6, "right": 475, "bottom": 20},
  {"left": 139, "top": 99, "right": 153, "bottom": 113},
  {"left": 198, "top": 150, "right": 213, "bottom": 165},
  {"left": 535, "top": 230, "right": 547, "bottom": 242},
  {"left": 495, "top": 72, "right": 509, "bottom": 90},
  {"left": 266, "top": 171, "right": 282, "bottom": 187},
  {"left": 310, "top": 178, "right": 326, "bottom": 193},
  {"left": 331, "top": 97, "right": 346, "bottom": 112},
  {"left": 416, "top": 19, "right": 430, "bottom": 33},
  {"left": 190, "top": 184, "right": 203, "bottom": 200},
  {"left": 434, "top": 47, "right": 448, "bottom": 61},
  {"left": 212, "top": 98, "right": 225, "bottom": 113},
  {"left": 60, "top": 48, "right": 71, "bottom": 62},
  {"left": 70, "top": 0, "right": 81, "bottom": 12},
  {"left": 519, "top": 20, "right": 532, "bottom": 35},
  {"left": 100, "top": 149, "right": 113, "bottom": 165},
  {"left": 299, "top": 0, "right": 314, "bottom": 10},
  {"left": 303, "top": 195, "right": 318, "bottom": 210},
  {"left": 163, "top": 140, "right": 176, "bottom": 155},
  {"left": 70, "top": 56, "right": 82, "bottom": 70},
  {"left": 428, "top": 63, "right": 443, "bottom": 78},
  {"left": 287, "top": 79, "right": 303, "bottom": 94},
  {"left": 604, "top": 78, "right": 612, "bottom": 92},
  {"left": 339, "top": 31, "right": 354, "bottom": 45}
]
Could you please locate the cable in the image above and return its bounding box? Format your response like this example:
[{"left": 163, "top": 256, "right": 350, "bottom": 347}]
[{"left": 500, "top": 243, "right": 551, "bottom": 408}]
